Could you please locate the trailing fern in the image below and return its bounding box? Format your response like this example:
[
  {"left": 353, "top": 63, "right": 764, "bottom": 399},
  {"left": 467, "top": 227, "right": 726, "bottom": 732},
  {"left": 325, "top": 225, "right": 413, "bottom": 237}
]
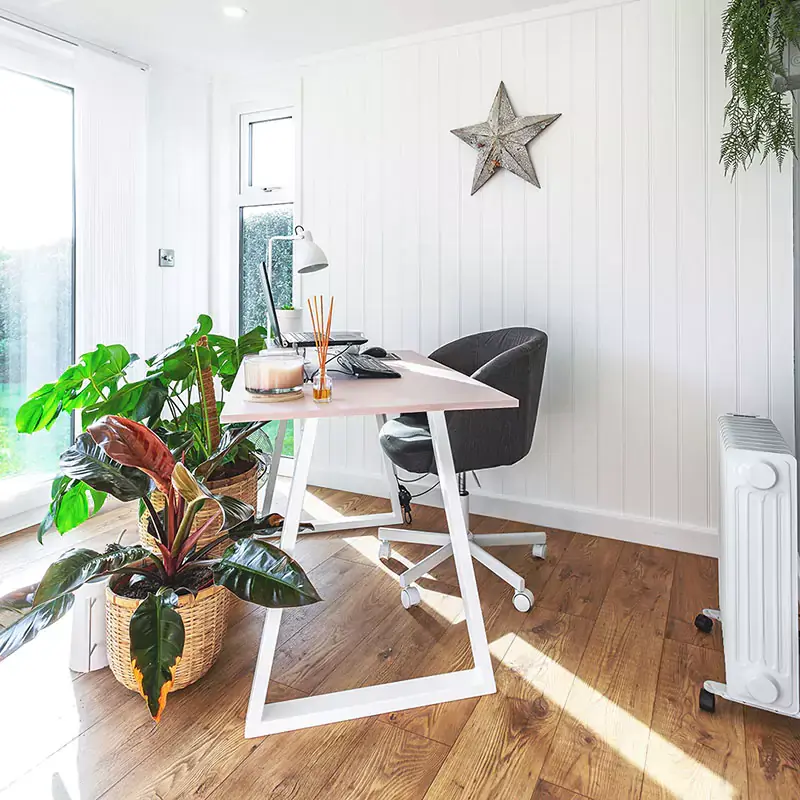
[{"left": 721, "top": 0, "right": 800, "bottom": 174}]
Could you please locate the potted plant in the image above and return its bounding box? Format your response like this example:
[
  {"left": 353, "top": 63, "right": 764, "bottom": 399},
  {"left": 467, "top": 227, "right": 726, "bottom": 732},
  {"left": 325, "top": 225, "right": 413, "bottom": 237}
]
[
  {"left": 15, "top": 315, "right": 270, "bottom": 545},
  {"left": 276, "top": 303, "right": 303, "bottom": 333},
  {"left": 721, "top": 0, "right": 800, "bottom": 173},
  {"left": 0, "top": 415, "right": 320, "bottom": 722}
]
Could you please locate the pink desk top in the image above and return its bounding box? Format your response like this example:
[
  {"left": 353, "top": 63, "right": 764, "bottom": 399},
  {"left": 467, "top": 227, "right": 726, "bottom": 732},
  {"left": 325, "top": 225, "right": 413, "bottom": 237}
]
[{"left": 220, "top": 350, "right": 518, "bottom": 423}]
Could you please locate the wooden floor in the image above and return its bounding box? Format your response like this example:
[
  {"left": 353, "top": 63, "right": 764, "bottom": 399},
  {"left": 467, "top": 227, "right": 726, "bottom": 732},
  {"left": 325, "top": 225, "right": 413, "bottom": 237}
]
[{"left": 1, "top": 488, "right": 799, "bottom": 800}]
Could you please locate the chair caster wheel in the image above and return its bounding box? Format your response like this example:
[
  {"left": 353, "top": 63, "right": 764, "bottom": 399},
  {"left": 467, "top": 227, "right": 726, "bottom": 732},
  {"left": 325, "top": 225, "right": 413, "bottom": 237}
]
[
  {"left": 512, "top": 588, "right": 534, "bottom": 613},
  {"left": 699, "top": 687, "right": 716, "bottom": 713},
  {"left": 401, "top": 586, "right": 421, "bottom": 609},
  {"left": 694, "top": 613, "right": 714, "bottom": 634},
  {"left": 378, "top": 541, "right": 392, "bottom": 560},
  {"left": 531, "top": 543, "right": 547, "bottom": 560}
]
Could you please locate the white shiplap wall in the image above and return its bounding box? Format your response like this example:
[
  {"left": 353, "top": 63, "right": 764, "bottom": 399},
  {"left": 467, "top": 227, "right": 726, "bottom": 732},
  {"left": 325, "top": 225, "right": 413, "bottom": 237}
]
[
  {"left": 145, "top": 65, "right": 212, "bottom": 357},
  {"left": 298, "top": 0, "right": 794, "bottom": 553}
]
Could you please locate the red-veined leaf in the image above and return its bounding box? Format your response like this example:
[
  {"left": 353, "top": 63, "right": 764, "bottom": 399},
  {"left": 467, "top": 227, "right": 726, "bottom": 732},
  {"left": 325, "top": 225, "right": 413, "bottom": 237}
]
[{"left": 88, "top": 416, "right": 176, "bottom": 493}]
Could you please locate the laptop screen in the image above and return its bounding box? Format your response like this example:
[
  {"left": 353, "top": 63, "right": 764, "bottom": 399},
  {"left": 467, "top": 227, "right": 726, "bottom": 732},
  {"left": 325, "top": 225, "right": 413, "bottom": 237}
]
[{"left": 259, "top": 261, "right": 283, "bottom": 344}]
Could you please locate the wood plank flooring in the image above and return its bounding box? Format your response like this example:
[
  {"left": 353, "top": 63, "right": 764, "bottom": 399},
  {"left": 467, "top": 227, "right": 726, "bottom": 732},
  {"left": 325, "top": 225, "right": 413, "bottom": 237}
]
[{"left": 1, "top": 487, "right": 798, "bottom": 799}]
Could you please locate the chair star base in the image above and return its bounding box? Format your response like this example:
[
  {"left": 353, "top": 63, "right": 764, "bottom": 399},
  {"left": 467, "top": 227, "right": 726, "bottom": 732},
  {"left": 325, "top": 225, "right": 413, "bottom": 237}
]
[{"left": 378, "top": 501, "right": 547, "bottom": 613}]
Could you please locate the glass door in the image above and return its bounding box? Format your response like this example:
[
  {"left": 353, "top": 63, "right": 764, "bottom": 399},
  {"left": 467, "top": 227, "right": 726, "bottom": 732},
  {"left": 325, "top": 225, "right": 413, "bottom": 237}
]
[{"left": 0, "top": 68, "right": 74, "bottom": 492}]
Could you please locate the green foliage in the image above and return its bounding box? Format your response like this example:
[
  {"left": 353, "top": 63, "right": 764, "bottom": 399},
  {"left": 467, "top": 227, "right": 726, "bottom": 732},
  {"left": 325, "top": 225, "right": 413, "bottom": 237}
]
[
  {"left": 240, "top": 205, "right": 294, "bottom": 333},
  {"left": 129, "top": 588, "right": 184, "bottom": 722},
  {"left": 0, "top": 583, "right": 74, "bottom": 662},
  {"left": 32, "top": 543, "right": 151, "bottom": 607},
  {"left": 721, "top": 0, "right": 800, "bottom": 174},
  {"left": 0, "top": 238, "right": 73, "bottom": 480},
  {"left": 17, "top": 316, "right": 271, "bottom": 535},
  {"left": 213, "top": 538, "right": 322, "bottom": 608}
]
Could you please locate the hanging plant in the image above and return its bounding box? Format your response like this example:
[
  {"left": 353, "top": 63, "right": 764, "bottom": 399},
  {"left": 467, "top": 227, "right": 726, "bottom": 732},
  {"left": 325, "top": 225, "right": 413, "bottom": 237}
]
[{"left": 721, "top": 0, "right": 800, "bottom": 174}]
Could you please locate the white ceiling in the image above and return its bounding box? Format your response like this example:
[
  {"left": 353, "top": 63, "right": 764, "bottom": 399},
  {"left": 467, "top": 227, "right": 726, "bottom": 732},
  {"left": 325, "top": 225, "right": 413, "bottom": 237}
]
[{"left": 0, "top": 0, "right": 571, "bottom": 73}]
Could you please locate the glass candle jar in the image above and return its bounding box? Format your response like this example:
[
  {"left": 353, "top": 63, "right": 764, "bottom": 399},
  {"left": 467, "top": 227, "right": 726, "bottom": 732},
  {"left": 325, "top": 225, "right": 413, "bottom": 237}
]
[{"left": 243, "top": 350, "right": 305, "bottom": 401}]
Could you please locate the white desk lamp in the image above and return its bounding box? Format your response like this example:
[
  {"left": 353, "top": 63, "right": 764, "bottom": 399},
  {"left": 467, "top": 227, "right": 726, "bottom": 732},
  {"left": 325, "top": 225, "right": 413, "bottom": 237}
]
[
  {"left": 264, "top": 225, "right": 328, "bottom": 346},
  {"left": 267, "top": 224, "right": 328, "bottom": 281}
]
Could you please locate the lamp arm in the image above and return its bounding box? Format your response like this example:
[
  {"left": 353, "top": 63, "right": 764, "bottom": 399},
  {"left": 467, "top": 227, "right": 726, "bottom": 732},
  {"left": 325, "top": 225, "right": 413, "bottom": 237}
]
[{"left": 266, "top": 233, "right": 300, "bottom": 284}]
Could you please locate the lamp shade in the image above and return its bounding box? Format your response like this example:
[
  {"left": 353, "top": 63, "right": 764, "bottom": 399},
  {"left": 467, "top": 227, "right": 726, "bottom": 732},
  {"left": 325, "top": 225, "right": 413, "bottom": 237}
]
[{"left": 294, "top": 229, "right": 328, "bottom": 274}]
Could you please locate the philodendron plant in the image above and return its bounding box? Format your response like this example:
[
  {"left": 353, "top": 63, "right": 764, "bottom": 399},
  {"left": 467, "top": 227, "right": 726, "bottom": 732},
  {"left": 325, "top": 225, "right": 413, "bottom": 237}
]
[{"left": 0, "top": 416, "right": 320, "bottom": 722}]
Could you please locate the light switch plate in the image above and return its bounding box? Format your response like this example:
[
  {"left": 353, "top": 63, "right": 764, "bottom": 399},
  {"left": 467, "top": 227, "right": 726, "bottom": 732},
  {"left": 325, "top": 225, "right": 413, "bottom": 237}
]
[{"left": 159, "top": 248, "right": 175, "bottom": 268}]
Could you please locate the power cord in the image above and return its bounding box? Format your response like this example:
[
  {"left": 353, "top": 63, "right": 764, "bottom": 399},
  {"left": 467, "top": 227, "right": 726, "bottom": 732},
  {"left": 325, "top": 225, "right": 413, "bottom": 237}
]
[
  {"left": 396, "top": 478, "right": 440, "bottom": 525},
  {"left": 305, "top": 344, "right": 360, "bottom": 382}
]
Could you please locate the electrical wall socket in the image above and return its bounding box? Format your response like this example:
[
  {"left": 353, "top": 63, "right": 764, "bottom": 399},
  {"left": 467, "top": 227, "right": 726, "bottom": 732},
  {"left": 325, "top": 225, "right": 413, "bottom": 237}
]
[{"left": 159, "top": 248, "right": 175, "bottom": 268}]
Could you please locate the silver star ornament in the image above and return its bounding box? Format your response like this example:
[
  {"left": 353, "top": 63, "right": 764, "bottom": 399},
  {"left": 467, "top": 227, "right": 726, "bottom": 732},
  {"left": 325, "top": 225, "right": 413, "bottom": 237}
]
[{"left": 451, "top": 81, "right": 560, "bottom": 195}]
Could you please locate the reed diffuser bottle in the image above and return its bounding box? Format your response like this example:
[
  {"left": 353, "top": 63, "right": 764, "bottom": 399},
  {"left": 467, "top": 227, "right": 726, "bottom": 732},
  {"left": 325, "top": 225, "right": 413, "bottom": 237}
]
[{"left": 308, "top": 295, "right": 334, "bottom": 404}]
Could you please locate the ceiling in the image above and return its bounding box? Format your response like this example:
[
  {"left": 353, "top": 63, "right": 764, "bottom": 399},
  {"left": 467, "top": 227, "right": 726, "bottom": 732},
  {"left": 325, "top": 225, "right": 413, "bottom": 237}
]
[{"left": 0, "top": 0, "right": 570, "bottom": 74}]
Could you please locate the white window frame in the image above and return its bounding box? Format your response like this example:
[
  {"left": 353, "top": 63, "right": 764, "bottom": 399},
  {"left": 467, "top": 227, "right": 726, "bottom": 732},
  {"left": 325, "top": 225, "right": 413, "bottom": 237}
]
[
  {"left": 0, "top": 33, "right": 77, "bottom": 533},
  {"left": 236, "top": 103, "right": 301, "bottom": 472},
  {"left": 238, "top": 107, "right": 296, "bottom": 207}
]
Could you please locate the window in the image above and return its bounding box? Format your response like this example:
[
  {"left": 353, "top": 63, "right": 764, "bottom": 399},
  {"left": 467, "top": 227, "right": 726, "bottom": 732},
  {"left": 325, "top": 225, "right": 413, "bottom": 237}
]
[
  {"left": 0, "top": 67, "right": 74, "bottom": 485},
  {"left": 239, "top": 108, "right": 296, "bottom": 333},
  {"left": 238, "top": 108, "right": 296, "bottom": 457}
]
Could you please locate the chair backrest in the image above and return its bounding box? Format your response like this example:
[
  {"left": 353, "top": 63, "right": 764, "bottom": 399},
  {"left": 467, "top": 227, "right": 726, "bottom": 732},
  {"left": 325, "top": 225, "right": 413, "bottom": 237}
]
[{"left": 428, "top": 328, "right": 548, "bottom": 473}]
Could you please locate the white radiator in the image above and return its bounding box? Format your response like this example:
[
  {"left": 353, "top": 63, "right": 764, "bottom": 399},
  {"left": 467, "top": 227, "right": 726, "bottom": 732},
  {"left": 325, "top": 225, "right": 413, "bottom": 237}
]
[{"left": 700, "top": 415, "right": 799, "bottom": 717}]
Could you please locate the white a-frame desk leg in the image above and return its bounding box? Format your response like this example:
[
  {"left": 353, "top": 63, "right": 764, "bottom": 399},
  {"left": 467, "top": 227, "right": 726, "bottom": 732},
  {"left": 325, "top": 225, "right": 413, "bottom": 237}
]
[{"left": 244, "top": 410, "right": 496, "bottom": 738}]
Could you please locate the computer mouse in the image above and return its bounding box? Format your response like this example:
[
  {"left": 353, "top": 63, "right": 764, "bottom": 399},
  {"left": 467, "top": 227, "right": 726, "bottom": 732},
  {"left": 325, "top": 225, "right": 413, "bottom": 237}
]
[{"left": 363, "top": 346, "right": 388, "bottom": 358}]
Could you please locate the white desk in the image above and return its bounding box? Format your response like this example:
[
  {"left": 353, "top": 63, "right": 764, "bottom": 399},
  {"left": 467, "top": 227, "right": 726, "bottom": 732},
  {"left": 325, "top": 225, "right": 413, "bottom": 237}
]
[{"left": 221, "top": 350, "right": 518, "bottom": 737}]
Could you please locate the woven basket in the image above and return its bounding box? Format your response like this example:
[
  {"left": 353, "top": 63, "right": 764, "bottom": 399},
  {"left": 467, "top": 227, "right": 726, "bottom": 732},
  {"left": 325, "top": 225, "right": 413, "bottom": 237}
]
[
  {"left": 138, "top": 462, "right": 258, "bottom": 558},
  {"left": 105, "top": 581, "right": 231, "bottom": 693}
]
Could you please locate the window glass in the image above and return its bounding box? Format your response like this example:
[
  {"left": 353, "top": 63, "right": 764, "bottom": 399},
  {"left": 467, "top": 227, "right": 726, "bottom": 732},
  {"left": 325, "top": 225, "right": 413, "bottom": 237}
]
[
  {"left": 0, "top": 68, "right": 74, "bottom": 481},
  {"left": 249, "top": 117, "right": 294, "bottom": 193},
  {"left": 239, "top": 203, "right": 294, "bottom": 335}
]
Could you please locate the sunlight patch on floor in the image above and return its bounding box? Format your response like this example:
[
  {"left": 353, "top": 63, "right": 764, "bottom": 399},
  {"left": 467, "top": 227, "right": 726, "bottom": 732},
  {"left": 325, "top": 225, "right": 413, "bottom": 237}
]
[
  {"left": 0, "top": 621, "right": 81, "bottom": 796},
  {"left": 489, "top": 633, "right": 737, "bottom": 800},
  {"left": 0, "top": 738, "right": 82, "bottom": 800}
]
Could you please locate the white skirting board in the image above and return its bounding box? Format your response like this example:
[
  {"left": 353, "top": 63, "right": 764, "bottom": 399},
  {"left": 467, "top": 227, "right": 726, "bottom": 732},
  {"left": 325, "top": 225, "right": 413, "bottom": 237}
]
[{"left": 307, "top": 467, "right": 719, "bottom": 558}]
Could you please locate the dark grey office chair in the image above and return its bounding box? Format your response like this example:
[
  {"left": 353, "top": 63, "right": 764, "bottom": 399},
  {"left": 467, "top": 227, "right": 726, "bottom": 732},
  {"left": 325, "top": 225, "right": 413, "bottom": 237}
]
[{"left": 377, "top": 327, "right": 548, "bottom": 612}]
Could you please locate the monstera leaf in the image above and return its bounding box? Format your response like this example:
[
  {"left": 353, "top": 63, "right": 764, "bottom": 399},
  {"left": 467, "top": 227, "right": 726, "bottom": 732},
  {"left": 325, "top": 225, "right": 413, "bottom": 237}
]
[
  {"left": 59, "top": 433, "right": 154, "bottom": 502},
  {"left": 207, "top": 327, "right": 269, "bottom": 391},
  {"left": 212, "top": 538, "right": 321, "bottom": 608},
  {"left": 16, "top": 343, "right": 136, "bottom": 434},
  {"left": 129, "top": 588, "right": 185, "bottom": 723},
  {"left": 0, "top": 584, "right": 74, "bottom": 661},
  {"left": 88, "top": 416, "right": 176, "bottom": 493},
  {"left": 33, "top": 544, "right": 152, "bottom": 607},
  {"left": 37, "top": 475, "right": 109, "bottom": 540}
]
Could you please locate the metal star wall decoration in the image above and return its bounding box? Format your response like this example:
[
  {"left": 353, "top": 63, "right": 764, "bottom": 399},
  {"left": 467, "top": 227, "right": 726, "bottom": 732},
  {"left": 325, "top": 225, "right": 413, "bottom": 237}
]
[{"left": 451, "top": 81, "right": 560, "bottom": 195}]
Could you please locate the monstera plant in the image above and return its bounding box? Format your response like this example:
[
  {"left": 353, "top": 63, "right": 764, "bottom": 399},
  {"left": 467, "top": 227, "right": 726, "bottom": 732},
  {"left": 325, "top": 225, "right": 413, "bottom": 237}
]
[
  {"left": 0, "top": 416, "right": 320, "bottom": 722},
  {"left": 15, "top": 315, "right": 271, "bottom": 537}
]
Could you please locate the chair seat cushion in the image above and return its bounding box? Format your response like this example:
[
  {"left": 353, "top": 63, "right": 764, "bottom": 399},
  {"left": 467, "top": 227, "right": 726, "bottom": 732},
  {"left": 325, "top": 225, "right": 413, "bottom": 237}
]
[{"left": 378, "top": 413, "right": 435, "bottom": 475}]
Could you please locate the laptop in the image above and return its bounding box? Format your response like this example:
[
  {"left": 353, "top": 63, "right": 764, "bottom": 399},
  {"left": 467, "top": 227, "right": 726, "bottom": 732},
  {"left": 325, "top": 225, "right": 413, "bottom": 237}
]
[{"left": 259, "top": 262, "right": 368, "bottom": 348}]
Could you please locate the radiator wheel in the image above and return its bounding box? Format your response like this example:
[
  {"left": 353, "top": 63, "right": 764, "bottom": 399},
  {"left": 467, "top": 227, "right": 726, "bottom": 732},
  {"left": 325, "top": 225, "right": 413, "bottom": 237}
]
[
  {"left": 694, "top": 613, "right": 714, "bottom": 634},
  {"left": 699, "top": 687, "right": 716, "bottom": 713}
]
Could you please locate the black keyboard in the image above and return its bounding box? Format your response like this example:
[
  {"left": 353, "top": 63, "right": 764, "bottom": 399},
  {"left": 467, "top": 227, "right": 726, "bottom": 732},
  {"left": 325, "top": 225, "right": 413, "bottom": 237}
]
[{"left": 337, "top": 353, "right": 401, "bottom": 379}]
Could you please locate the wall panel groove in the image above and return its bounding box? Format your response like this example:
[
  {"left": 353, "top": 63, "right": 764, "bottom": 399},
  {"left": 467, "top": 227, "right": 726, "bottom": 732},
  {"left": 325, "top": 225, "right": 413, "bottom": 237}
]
[{"left": 300, "top": 0, "right": 793, "bottom": 545}]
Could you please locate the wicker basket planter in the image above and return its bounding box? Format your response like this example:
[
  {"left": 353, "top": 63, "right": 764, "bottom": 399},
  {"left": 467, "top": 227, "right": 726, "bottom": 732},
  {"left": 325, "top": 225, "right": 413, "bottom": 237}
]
[
  {"left": 139, "top": 461, "right": 258, "bottom": 557},
  {"left": 105, "top": 580, "right": 231, "bottom": 693}
]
